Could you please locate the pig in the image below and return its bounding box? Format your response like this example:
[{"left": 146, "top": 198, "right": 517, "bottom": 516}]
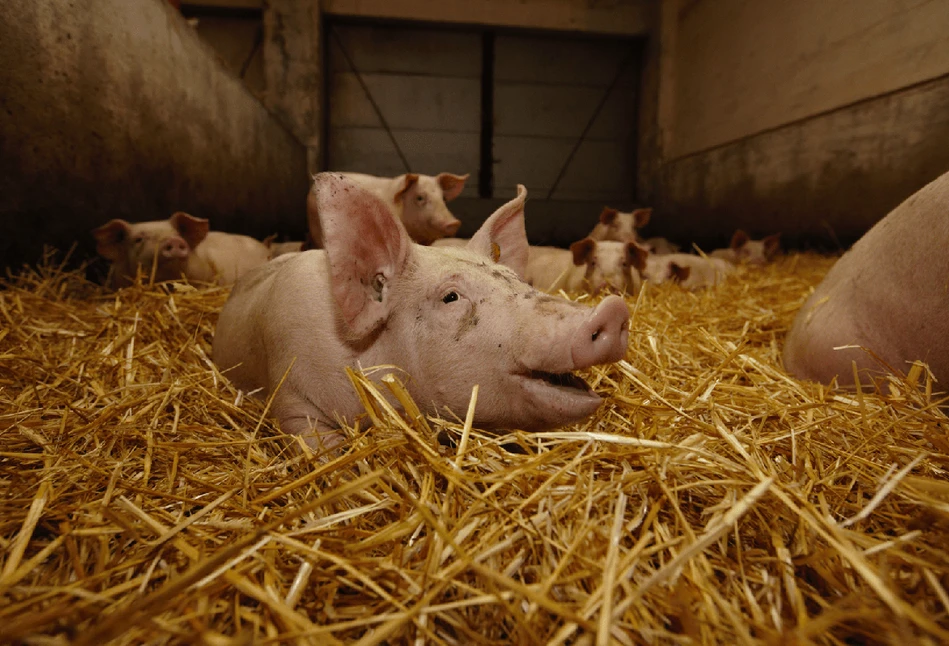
[
  {"left": 263, "top": 237, "right": 304, "bottom": 258},
  {"left": 642, "top": 237, "right": 680, "bottom": 255},
  {"left": 430, "top": 237, "right": 469, "bottom": 249},
  {"left": 588, "top": 206, "right": 652, "bottom": 243},
  {"left": 92, "top": 212, "right": 271, "bottom": 288},
  {"left": 308, "top": 172, "right": 468, "bottom": 247},
  {"left": 212, "top": 174, "right": 631, "bottom": 451},
  {"left": 710, "top": 230, "right": 782, "bottom": 265},
  {"left": 565, "top": 239, "right": 648, "bottom": 295},
  {"left": 783, "top": 171, "right": 949, "bottom": 392},
  {"left": 643, "top": 254, "right": 733, "bottom": 291}
]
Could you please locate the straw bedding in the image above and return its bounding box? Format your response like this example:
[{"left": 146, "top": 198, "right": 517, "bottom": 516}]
[{"left": 1, "top": 250, "right": 948, "bottom": 645}]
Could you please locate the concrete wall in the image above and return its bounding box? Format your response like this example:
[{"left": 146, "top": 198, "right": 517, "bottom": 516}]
[
  {"left": 647, "top": 0, "right": 949, "bottom": 249},
  {"left": 0, "top": 0, "right": 308, "bottom": 272}
]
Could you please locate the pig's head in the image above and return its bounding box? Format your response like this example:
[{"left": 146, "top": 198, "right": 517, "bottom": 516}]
[
  {"left": 394, "top": 172, "right": 467, "bottom": 245},
  {"left": 92, "top": 212, "right": 210, "bottom": 285},
  {"left": 569, "top": 238, "right": 648, "bottom": 295},
  {"left": 314, "top": 173, "right": 630, "bottom": 432},
  {"left": 598, "top": 206, "right": 652, "bottom": 242},
  {"left": 729, "top": 230, "right": 782, "bottom": 266}
]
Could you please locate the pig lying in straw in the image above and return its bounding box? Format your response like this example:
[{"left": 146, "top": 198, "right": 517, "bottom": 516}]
[
  {"left": 588, "top": 206, "right": 652, "bottom": 243},
  {"left": 783, "top": 170, "right": 949, "bottom": 391},
  {"left": 710, "top": 230, "right": 781, "bottom": 266},
  {"left": 307, "top": 172, "right": 468, "bottom": 247},
  {"left": 93, "top": 212, "right": 271, "bottom": 288},
  {"left": 643, "top": 254, "right": 734, "bottom": 291},
  {"left": 437, "top": 238, "right": 648, "bottom": 295},
  {"left": 526, "top": 240, "right": 648, "bottom": 295},
  {"left": 212, "top": 174, "right": 631, "bottom": 451}
]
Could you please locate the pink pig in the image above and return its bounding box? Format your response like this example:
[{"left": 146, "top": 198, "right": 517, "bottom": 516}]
[
  {"left": 212, "top": 174, "right": 631, "bottom": 451},
  {"left": 643, "top": 253, "right": 733, "bottom": 291},
  {"left": 308, "top": 172, "right": 468, "bottom": 247},
  {"left": 710, "top": 230, "right": 782, "bottom": 266},
  {"left": 92, "top": 212, "right": 270, "bottom": 288},
  {"left": 565, "top": 239, "right": 648, "bottom": 295},
  {"left": 588, "top": 206, "right": 652, "bottom": 243},
  {"left": 783, "top": 171, "right": 949, "bottom": 391}
]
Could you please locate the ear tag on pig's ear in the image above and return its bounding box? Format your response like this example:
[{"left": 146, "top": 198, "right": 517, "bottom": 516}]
[
  {"left": 490, "top": 242, "right": 501, "bottom": 263},
  {"left": 372, "top": 274, "right": 386, "bottom": 302}
]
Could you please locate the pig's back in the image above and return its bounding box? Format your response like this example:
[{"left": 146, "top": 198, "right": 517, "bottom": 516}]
[
  {"left": 526, "top": 246, "right": 574, "bottom": 292},
  {"left": 212, "top": 251, "right": 353, "bottom": 402},
  {"left": 198, "top": 232, "right": 271, "bottom": 285},
  {"left": 784, "top": 172, "right": 949, "bottom": 387}
]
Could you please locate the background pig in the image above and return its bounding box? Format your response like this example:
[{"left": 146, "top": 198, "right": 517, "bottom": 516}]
[
  {"left": 524, "top": 240, "right": 646, "bottom": 295},
  {"left": 567, "top": 238, "right": 648, "bottom": 295},
  {"left": 92, "top": 212, "right": 270, "bottom": 288},
  {"left": 783, "top": 171, "right": 949, "bottom": 391},
  {"left": 212, "top": 175, "right": 631, "bottom": 451},
  {"left": 642, "top": 237, "right": 681, "bottom": 255},
  {"left": 588, "top": 206, "right": 652, "bottom": 243},
  {"left": 710, "top": 230, "right": 782, "bottom": 265},
  {"left": 265, "top": 239, "right": 304, "bottom": 258},
  {"left": 644, "top": 253, "right": 733, "bottom": 291},
  {"left": 308, "top": 171, "right": 468, "bottom": 247}
]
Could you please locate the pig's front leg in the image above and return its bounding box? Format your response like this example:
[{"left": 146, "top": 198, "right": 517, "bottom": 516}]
[{"left": 272, "top": 390, "right": 347, "bottom": 454}]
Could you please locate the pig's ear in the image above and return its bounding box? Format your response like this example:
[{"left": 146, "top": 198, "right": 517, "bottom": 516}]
[
  {"left": 468, "top": 184, "right": 529, "bottom": 278},
  {"left": 625, "top": 242, "right": 649, "bottom": 272},
  {"left": 92, "top": 219, "right": 132, "bottom": 261},
  {"left": 570, "top": 238, "right": 595, "bottom": 266},
  {"left": 730, "top": 229, "right": 749, "bottom": 251},
  {"left": 394, "top": 173, "right": 420, "bottom": 204},
  {"left": 763, "top": 233, "right": 782, "bottom": 258},
  {"left": 670, "top": 262, "right": 691, "bottom": 283},
  {"left": 599, "top": 207, "right": 618, "bottom": 225},
  {"left": 169, "top": 212, "right": 210, "bottom": 248},
  {"left": 314, "top": 172, "right": 411, "bottom": 339},
  {"left": 632, "top": 208, "right": 652, "bottom": 228},
  {"left": 437, "top": 173, "right": 469, "bottom": 202}
]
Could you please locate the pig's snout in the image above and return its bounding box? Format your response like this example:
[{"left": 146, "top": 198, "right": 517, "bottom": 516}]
[
  {"left": 571, "top": 295, "right": 630, "bottom": 368},
  {"left": 443, "top": 218, "right": 462, "bottom": 237},
  {"left": 161, "top": 236, "right": 190, "bottom": 259}
]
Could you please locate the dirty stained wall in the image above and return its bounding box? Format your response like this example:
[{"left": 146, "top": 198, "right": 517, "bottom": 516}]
[
  {"left": 0, "top": 0, "right": 308, "bottom": 273},
  {"left": 650, "top": 0, "right": 949, "bottom": 249}
]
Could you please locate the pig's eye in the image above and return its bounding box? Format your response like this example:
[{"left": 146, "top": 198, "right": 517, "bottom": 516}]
[
  {"left": 442, "top": 291, "right": 459, "bottom": 304},
  {"left": 416, "top": 195, "right": 426, "bottom": 204},
  {"left": 132, "top": 235, "right": 144, "bottom": 245}
]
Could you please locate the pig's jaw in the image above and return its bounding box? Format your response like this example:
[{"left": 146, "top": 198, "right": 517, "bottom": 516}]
[{"left": 514, "top": 369, "right": 603, "bottom": 422}]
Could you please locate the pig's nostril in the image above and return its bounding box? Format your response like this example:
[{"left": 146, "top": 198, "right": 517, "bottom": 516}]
[{"left": 591, "top": 330, "right": 600, "bottom": 342}]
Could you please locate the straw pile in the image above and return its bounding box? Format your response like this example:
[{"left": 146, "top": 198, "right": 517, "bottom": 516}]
[{"left": 1, "top": 249, "right": 948, "bottom": 645}]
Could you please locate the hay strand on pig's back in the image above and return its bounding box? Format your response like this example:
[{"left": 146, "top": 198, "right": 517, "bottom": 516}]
[{"left": 1, "top": 252, "right": 949, "bottom": 644}]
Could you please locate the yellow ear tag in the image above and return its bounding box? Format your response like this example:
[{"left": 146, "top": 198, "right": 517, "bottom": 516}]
[{"left": 491, "top": 242, "right": 501, "bottom": 263}]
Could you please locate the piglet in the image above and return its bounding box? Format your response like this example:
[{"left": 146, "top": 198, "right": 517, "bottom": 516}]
[
  {"left": 783, "top": 172, "right": 949, "bottom": 391},
  {"left": 710, "top": 230, "right": 781, "bottom": 265},
  {"left": 263, "top": 237, "right": 304, "bottom": 259},
  {"left": 92, "top": 212, "right": 270, "bottom": 288},
  {"left": 212, "top": 174, "right": 631, "bottom": 451},
  {"left": 588, "top": 206, "right": 652, "bottom": 243},
  {"left": 308, "top": 172, "right": 468, "bottom": 247},
  {"left": 523, "top": 240, "right": 646, "bottom": 296},
  {"left": 643, "top": 253, "right": 733, "bottom": 291}
]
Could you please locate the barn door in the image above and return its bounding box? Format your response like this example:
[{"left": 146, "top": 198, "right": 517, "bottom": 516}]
[
  {"left": 324, "top": 20, "right": 642, "bottom": 243},
  {"left": 326, "top": 23, "right": 481, "bottom": 198},
  {"left": 492, "top": 33, "right": 640, "bottom": 203}
]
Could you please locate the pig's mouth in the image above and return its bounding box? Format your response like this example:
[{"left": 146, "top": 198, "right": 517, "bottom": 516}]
[
  {"left": 517, "top": 368, "right": 602, "bottom": 416},
  {"left": 528, "top": 370, "right": 591, "bottom": 392}
]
